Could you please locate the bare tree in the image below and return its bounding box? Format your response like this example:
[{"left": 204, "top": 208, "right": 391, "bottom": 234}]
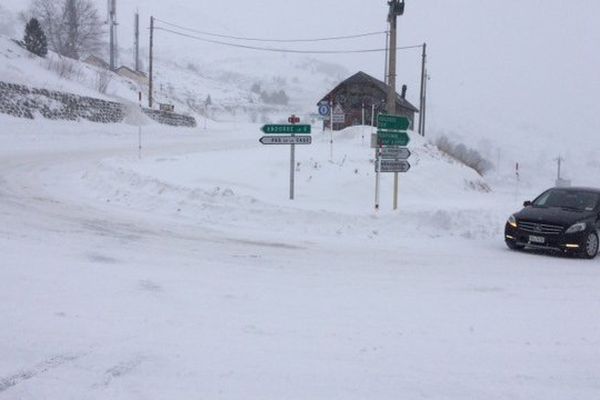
[
  {"left": 0, "top": 5, "right": 16, "bottom": 36},
  {"left": 95, "top": 70, "right": 112, "bottom": 94},
  {"left": 46, "top": 56, "right": 82, "bottom": 80},
  {"left": 24, "top": 0, "right": 103, "bottom": 60}
]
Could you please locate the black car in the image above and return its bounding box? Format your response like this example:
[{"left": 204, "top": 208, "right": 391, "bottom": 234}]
[{"left": 505, "top": 187, "right": 600, "bottom": 259}]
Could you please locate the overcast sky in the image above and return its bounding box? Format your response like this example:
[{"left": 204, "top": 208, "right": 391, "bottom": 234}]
[
  {"left": 136, "top": 0, "right": 600, "bottom": 144},
  {"left": 4, "top": 0, "right": 600, "bottom": 146}
]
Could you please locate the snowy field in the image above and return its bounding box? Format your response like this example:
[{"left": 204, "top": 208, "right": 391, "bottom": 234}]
[{"left": 1, "top": 114, "right": 599, "bottom": 400}]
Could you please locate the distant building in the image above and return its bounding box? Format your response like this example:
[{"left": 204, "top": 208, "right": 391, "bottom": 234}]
[
  {"left": 83, "top": 55, "right": 110, "bottom": 70},
  {"left": 317, "top": 71, "right": 419, "bottom": 131},
  {"left": 115, "top": 66, "right": 149, "bottom": 86}
]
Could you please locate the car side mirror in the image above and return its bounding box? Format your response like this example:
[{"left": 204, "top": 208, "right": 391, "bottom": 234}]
[{"left": 523, "top": 201, "right": 532, "bottom": 207}]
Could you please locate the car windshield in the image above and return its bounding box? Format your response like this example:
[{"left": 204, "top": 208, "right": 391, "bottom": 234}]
[{"left": 533, "top": 189, "right": 600, "bottom": 211}]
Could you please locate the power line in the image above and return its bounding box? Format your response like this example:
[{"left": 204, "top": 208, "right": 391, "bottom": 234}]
[
  {"left": 154, "top": 27, "right": 423, "bottom": 54},
  {"left": 154, "top": 18, "right": 387, "bottom": 43}
]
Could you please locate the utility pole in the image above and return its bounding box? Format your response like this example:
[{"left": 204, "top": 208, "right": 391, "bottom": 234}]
[
  {"left": 148, "top": 16, "right": 154, "bottom": 109},
  {"left": 134, "top": 11, "right": 140, "bottom": 72},
  {"left": 387, "top": 0, "right": 405, "bottom": 211},
  {"left": 108, "top": 0, "right": 118, "bottom": 71},
  {"left": 422, "top": 70, "right": 428, "bottom": 137},
  {"left": 384, "top": 31, "right": 389, "bottom": 84},
  {"left": 418, "top": 42, "right": 427, "bottom": 136},
  {"left": 386, "top": 1, "right": 403, "bottom": 115}
]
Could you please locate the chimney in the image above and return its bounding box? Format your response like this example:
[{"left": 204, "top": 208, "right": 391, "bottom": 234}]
[{"left": 401, "top": 84, "right": 407, "bottom": 99}]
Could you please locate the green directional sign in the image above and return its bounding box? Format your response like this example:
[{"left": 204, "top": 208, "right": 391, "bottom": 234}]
[
  {"left": 377, "top": 114, "right": 410, "bottom": 131},
  {"left": 261, "top": 124, "right": 311, "bottom": 135},
  {"left": 377, "top": 131, "right": 410, "bottom": 146}
]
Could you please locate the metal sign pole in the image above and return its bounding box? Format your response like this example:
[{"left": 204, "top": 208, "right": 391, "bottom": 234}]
[
  {"left": 393, "top": 172, "right": 399, "bottom": 210},
  {"left": 375, "top": 147, "right": 381, "bottom": 211},
  {"left": 329, "top": 100, "right": 334, "bottom": 162},
  {"left": 289, "top": 115, "right": 298, "bottom": 200},
  {"left": 361, "top": 103, "right": 365, "bottom": 145},
  {"left": 373, "top": 105, "right": 379, "bottom": 211},
  {"left": 290, "top": 136, "right": 295, "bottom": 200},
  {"left": 137, "top": 91, "right": 142, "bottom": 159}
]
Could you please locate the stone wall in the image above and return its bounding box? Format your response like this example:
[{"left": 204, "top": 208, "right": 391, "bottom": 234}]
[
  {"left": 0, "top": 81, "right": 197, "bottom": 128},
  {"left": 0, "top": 81, "right": 125, "bottom": 123},
  {"left": 142, "top": 108, "right": 197, "bottom": 128}
]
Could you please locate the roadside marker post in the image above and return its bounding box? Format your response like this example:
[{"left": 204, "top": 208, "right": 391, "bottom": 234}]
[{"left": 138, "top": 91, "right": 142, "bottom": 160}]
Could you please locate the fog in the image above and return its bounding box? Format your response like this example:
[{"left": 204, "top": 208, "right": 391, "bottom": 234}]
[{"left": 3, "top": 0, "right": 599, "bottom": 145}]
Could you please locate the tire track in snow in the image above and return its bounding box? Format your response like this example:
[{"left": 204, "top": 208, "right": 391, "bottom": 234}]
[
  {"left": 93, "top": 356, "right": 145, "bottom": 388},
  {"left": 0, "top": 353, "right": 80, "bottom": 393}
]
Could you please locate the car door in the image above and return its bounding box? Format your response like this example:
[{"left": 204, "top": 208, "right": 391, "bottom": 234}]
[{"left": 595, "top": 203, "right": 600, "bottom": 232}]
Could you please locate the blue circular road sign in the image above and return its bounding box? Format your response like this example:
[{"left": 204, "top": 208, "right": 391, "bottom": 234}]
[{"left": 318, "top": 104, "right": 330, "bottom": 116}]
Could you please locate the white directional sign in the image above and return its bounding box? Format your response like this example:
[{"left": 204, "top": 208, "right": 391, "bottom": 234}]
[
  {"left": 375, "top": 160, "right": 411, "bottom": 173},
  {"left": 380, "top": 147, "right": 411, "bottom": 160},
  {"left": 259, "top": 136, "right": 312, "bottom": 145}
]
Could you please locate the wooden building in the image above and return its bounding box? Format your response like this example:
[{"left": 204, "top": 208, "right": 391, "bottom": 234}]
[{"left": 317, "top": 71, "right": 419, "bottom": 131}]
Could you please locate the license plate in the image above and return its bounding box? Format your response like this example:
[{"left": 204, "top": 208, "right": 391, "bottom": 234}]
[{"left": 529, "top": 235, "right": 546, "bottom": 244}]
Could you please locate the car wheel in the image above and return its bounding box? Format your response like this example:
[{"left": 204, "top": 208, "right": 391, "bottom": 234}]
[
  {"left": 506, "top": 240, "right": 524, "bottom": 251},
  {"left": 581, "top": 232, "right": 599, "bottom": 259}
]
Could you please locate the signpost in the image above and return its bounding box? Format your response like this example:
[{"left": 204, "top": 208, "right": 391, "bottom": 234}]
[
  {"left": 318, "top": 104, "right": 330, "bottom": 117},
  {"left": 381, "top": 147, "right": 411, "bottom": 159},
  {"left": 261, "top": 124, "right": 311, "bottom": 135},
  {"left": 260, "top": 115, "right": 312, "bottom": 200},
  {"left": 378, "top": 114, "right": 411, "bottom": 131},
  {"left": 332, "top": 114, "right": 345, "bottom": 123},
  {"left": 332, "top": 105, "right": 345, "bottom": 123},
  {"left": 259, "top": 136, "right": 312, "bottom": 145},
  {"left": 377, "top": 131, "right": 410, "bottom": 146},
  {"left": 375, "top": 114, "right": 412, "bottom": 211},
  {"left": 375, "top": 160, "right": 411, "bottom": 173}
]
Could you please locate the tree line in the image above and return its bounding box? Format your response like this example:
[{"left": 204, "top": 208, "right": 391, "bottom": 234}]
[{"left": 20, "top": 0, "right": 103, "bottom": 60}]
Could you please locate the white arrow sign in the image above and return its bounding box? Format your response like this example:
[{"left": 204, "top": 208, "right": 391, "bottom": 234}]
[
  {"left": 380, "top": 147, "right": 411, "bottom": 160},
  {"left": 375, "top": 160, "right": 411, "bottom": 173},
  {"left": 259, "top": 136, "right": 312, "bottom": 145}
]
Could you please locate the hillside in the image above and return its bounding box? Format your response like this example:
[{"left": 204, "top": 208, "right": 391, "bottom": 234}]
[{"left": 2, "top": 111, "right": 599, "bottom": 400}]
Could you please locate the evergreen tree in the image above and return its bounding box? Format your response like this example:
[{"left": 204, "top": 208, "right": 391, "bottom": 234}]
[{"left": 24, "top": 17, "right": 48, "bottom": 57}]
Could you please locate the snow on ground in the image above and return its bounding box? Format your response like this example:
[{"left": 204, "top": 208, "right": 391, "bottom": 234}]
[{"left": 0, "top": 113, "right": 599, "bottom": 399}]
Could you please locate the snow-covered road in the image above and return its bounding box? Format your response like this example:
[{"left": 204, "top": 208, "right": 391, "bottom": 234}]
[{"left": 1, "top": 120, "right": 599, "bottom": 399}]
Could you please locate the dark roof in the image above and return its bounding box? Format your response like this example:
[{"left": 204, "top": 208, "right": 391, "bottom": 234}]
[{"left": 318, "top": 71, "right": 419, "bottom": 113}]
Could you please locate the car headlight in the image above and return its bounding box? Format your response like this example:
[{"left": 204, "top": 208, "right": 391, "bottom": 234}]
[
  {"left": 507, "top": 215, "right": 517, "bottom": 228},
  {"left": 566, "top": 222, "right": 587, "bottom": 234}
]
